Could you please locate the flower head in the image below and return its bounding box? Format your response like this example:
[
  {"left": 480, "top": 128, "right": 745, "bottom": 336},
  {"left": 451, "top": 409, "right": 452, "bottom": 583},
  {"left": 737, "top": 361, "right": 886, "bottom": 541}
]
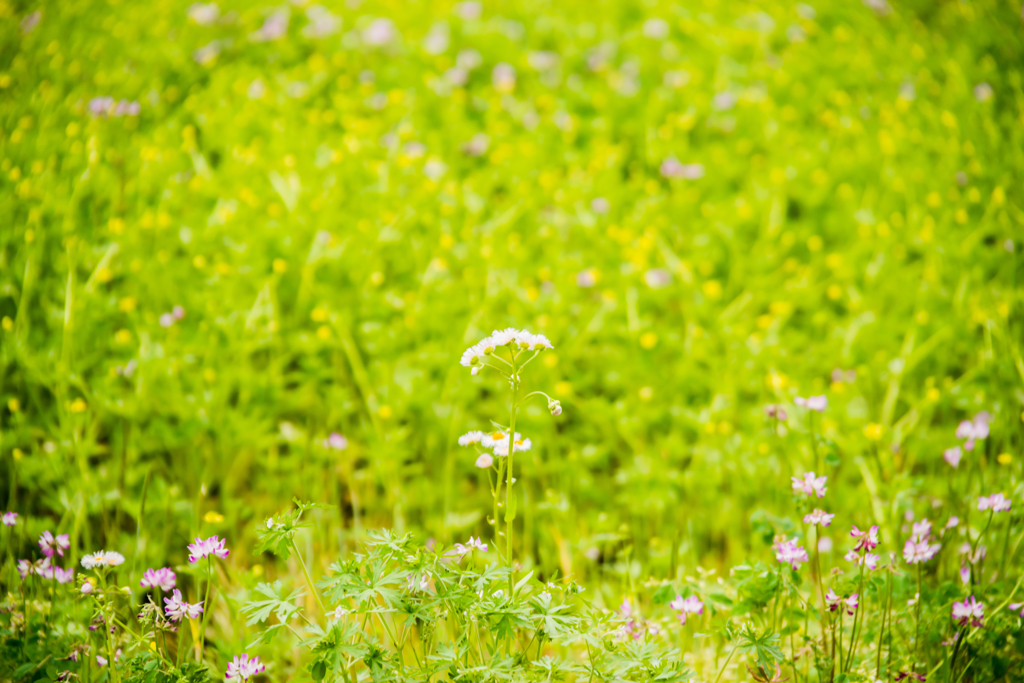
[
  {"left": 453, "top": 536, "right": 488, "bottom": 556},
  {"left": 764, "top": 404, "right": 788, "bottom": 420},
  {"left": 669, "top": 595, "right": 704, "bottom": 624},
  {"left": 140, "top": 568, "right": 176, "bottom": 591},
  {"left": 458, "top": 430, "right": 487, "bottom": 446},
  {"left": 2, "top": 511, "right": 18, "bottom": 526},
  {"left": 81, "top": 551, "right": 125, "bottom": 570},
  {"left": 978, "top": 493, "right": 1011, "bottom": 513},
  {"left": 943, "top": 447, "right": 962, "bottom": 468},
  {"left": 40, "top": 564, "right": 75, "bottom": 584},
  {"left": 187, "top": 536, "right": 229, "bottom": 563},
  {"left": 903, "top": 537, "right": 940, "bottom": 564},
  {"left": 791, "top": 472, "right": 827, "bottom": 498},
  {"left": 952, "top": 595, "right": 984, "bottom": 627},
  {"left": 226, "top": 654, "right": 265, "bottom": 681},
  {"left": 163, "top": 589, "right": 204, "bottom": 622},
  {"left": 956, "top": 413, "right": 990, "bottom": 450},
  {"left": 894, "top": 672, "right": 926, "bottom": 682},
  {"left": 459, "top": 328, "right": 553, "bottom": 371},
  {"left": 18, "top": 557, "right": 50, "bottom": 579},
  {"left": 39, "top": 531, "right": 71, "bottom": 558},
  {"left": 774, "top": 537, "right": 809, "bottom": 570},
  {"left": 1008, "top": 602, "right": 1024, "bottom": 618},
  {"left": 794, "top": 395, "right": 827, "bottom": 412},
  {"left": 475, "top": 453, "right": 493, "bottom": 468},
  {"left": 849, "top": 525, "right": 879, "bottom": 551},
  {"left": 803, "top": 509, "right": 834, "bottom": 527}
]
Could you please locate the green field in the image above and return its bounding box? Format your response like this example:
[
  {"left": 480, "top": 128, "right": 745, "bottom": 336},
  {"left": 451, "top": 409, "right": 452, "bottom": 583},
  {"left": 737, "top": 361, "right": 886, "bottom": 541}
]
[{"left": 1, "top": 0, "right": 1023, "bottom": 681}]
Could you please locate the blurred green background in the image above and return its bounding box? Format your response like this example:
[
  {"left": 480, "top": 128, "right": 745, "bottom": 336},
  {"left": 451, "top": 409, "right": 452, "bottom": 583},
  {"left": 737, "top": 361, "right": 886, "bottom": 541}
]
[{"left": 1, "top": 0, "right": 1022, "bottom": 585}]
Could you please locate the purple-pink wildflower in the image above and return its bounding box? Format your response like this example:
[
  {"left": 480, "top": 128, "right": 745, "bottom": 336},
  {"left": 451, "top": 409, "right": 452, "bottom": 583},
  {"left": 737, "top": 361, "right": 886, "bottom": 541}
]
[
  {"left": 18, "top": 557, "right": 50, "bottom": 579},
  {"left": 40, "top": 564, "right": 75, "bottom": 584},
  {"left": 943, "top": 447, "right": 962, "bottom": 468},
  {"left": 956, "top": 413, "right": 990, "bottom": 450},
  {"left": 764, "top": 404, "right": 788, "bottom": 420},
  {"left": 1008, "top": 602, "right": 1024, "bottom": 617},
  {"left": 952, "top": 595, "right": 984, "bottom": 627},
  {"left": 794, "top": 395, "right": 827, "bottom": 412},
  {"left": 140, "top": 567, "right": 177, "bottom": 591},
  {"left": 849, "top": 525, "right": 879, "bottom": 551},
  {"left": 669, "top": 595, "right": 704, "bottom": 624},
  {"left": 187, "top": 536, "right": 229, "bottom": 563},
  {"left": 2, "top": 511, "right": 17, "bottom": 526},
  {"left": 164, "top": 589, "right": 204, "bottom": 622},
  {"left": 791, "top": 472, "right": 827, "bottom": 498},
  {"left": 226, "top": 654, "right": 266, "bottom": 680},
  {"left": 903, "top": 538, "right": 940, "bottom": 564},
  {"left": 804, "top": 509, "right": 834, "bottom": 526},
  {"left": 774, "top": 537, "right": 809, "bottom": 570},
  {"left": 39, "top": 531, "right": 70, "bottom": 558},
  {"left": 977, "top": 493, "right": 1011, "bottom": 513}
]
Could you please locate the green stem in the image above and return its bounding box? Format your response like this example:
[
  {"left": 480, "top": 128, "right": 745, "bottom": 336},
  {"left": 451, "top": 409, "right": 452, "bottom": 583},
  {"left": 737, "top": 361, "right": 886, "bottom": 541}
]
[
  {"left": 845, "top": 564, "right": 866, "bottom": 670},
  {"left": 197, "top": 557, "right": 212, "bottom": 661},
  {"left": 711, "top": 643, "right": 740, "bottom": 683},
  {"left": 506, "top": 366, "right": 519, "bottom": 597},
  {"left": 291, "top": 538, "right": 328, "bottom": 616},
  {"left": 876, "top": 567, "right": 892, "bottom": 679},
  {"left": 915, "top": 562, "right": 923, "bottom": 669}
]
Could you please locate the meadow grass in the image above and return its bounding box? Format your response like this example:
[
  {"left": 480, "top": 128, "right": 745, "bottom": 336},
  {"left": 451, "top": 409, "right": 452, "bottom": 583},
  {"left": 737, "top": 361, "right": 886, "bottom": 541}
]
[{"left": 1, "top": 0, "right": 1023, "bottom": 680}]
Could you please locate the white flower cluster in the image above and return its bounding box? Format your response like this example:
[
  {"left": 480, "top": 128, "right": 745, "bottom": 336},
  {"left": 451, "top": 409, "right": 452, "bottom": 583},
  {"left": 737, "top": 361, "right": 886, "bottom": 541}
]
[
  {"left": 460, "top": 328, "right": 553, "bottom": 374},
  {"left": 459, "top": 429, "right": 532, "bottom": 467}
]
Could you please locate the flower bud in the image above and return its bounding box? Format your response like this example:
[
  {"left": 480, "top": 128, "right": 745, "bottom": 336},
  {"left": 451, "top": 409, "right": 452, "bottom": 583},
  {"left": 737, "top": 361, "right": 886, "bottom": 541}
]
[{"left": 548, "top": 399, "right": 562, "bottom": 416}]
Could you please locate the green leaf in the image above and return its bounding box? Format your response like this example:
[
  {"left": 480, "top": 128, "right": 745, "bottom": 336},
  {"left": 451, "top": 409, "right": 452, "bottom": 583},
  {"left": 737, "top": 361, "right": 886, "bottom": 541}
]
[{"left": 652, "top": 583, "right": 676, "bottom": 605}]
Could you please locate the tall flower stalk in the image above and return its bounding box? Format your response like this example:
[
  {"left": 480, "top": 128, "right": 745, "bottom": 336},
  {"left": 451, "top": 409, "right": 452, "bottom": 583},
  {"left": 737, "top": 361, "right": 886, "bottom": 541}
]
[{"left": 459, "top": 328, "right": 560, "bottom": 593}]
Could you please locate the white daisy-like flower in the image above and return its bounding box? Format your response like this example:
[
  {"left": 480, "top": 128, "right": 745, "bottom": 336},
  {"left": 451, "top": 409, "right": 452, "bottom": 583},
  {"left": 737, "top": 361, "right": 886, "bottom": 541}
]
[
  {"left": 458, "top": 430, "right": 487, "bottom": 446},
  {"left": 515, "top": 331, "right": 553, "bottom": 350},
  {"left": 492, "top": 437, "right": 531, "bottom": 457},
  {"left": 81, "top": 551, "right": 125, "bottom": 569},
  {"left": 480, "top": 430, "right": 521, "bottom": 448},
  {"left": 460, "top": 343, "right": 486, "bottom": 368},
  {"left": 489, "top": 328, "right": 521, "bottom": 347}
]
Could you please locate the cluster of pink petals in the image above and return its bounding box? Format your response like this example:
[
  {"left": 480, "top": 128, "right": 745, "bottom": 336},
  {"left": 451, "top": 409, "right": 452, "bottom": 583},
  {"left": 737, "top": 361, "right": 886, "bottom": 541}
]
[
  {"left": 952, "top": 595, "right": 984, "bottom": 627},
  {"left": 18, "top": 557, "right": 50, "bottom": 579},
  {"left": 844, "top": 550, "right": 879, "bottom": 570},
  {"left": 850, "top": 525, "right": 879, "bottom": 552},
  {"left": 903, "top": 519, "right": 940, "bottom": 564},
  {"left": 794, "top": 395, "right": 827, "bottom": 412},
  {"left": 188, "top": 536, "right": 229, "bottom": 563},
  {"left": 955, "top": 412, "right": 990, "bottom": 450},
  {"left": 39, "top": 531, "right": 70, "bottom": 558},
  {"left": 1008, "top": 601, "right": 1024, "bottom": 618},
  {"left": 618, "top": 598, "right": 652, "bottom": 640},
  {"left": 791, "top": 472, "right": 827, "bottom": 498},
  {"left": 825, "top": 588, "right": 859, "bottom": 615},
  {"left": 942, "top": 447, "right": 962, "bottom": 468},
  {"left": 3, "top": 511, "right": 18, "bottom": 526},
  {"left": 977, "top": 493, "right": 1011, "bottom": 513},
  {"left": 164, "top": 588, "right": 203, "bottom": 622},
  {"left": 141, "top": 567, "right": 177, "bottom": 591},
  {"left": 226, "top": 654, "right": 266, "bottom": 681},
  {"left": 669, "top": 595, "right": 704, "bottom": 624},
  {"left": 764, "top": 404, "right": 788, "bottom": 420},
  {"left": 453, "top": 537, "right": 488, "bottom": 556},
  {"left": 804, "top": 509, "right": 835, "bottom": 527},
  {"left": 774, "top": 537, "right": 809, "bottom": 570}
]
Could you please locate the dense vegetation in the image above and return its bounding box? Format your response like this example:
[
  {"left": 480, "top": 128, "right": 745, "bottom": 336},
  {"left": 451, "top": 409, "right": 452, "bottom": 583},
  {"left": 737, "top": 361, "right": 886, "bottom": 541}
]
[{"left": 1, "top": 0, "right": 1023, "bottom": 681}]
